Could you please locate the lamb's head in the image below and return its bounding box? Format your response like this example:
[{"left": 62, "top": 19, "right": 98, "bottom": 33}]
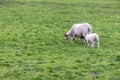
[{"left": 64, "top": 33, "right": 71, "bottom": 43}]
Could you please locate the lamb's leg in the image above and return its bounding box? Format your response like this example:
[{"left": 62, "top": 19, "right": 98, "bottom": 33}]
[
  {"left": 97, "top": 41, "right": 100, "bottom": 48},
  {"left": 87, "top": 43, "right": 90, "bottom": 47},
  {"left": 91, "top": 42, "right": 94, "bottom": 48}
]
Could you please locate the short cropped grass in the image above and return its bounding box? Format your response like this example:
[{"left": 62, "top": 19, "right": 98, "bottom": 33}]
[{"left": 0, "top": 0, "right": 120, "bottom": 80}]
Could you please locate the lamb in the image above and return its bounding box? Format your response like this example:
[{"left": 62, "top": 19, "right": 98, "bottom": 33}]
[
  {"left": 85, "top": 33, "right": 100, "bottom": 48},
  {"left": 65, "top": 23, "right": 92, "bottom": 43}
]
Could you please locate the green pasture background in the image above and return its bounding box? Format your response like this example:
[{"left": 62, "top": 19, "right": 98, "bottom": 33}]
[{"left": 0, "top": 0, "right": 120, "bottom": 80}]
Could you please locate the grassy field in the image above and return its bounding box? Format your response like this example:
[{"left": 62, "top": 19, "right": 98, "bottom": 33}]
[{"left": 0, "top": 0, "right": 120, "bottom": 80}]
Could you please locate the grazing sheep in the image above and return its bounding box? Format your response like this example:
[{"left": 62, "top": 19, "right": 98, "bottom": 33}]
[
  {"left": 85, "top": 33, "right": 100, "bottom": 48},
  {"left": 65, "top": 23, "right": 92, "bottom": 43}
]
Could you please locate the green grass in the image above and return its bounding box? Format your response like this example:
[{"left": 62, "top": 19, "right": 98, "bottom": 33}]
[{"left": 0, "top": 0, "right": 120, "bottom": 80}]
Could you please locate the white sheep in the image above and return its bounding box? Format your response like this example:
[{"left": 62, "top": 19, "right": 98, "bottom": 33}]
[
  {"left": 65, "top": 23, "right": 92, "bottom": 43},
  {"left": 85, "top": 33, "right": 100, "bottom": 48}
]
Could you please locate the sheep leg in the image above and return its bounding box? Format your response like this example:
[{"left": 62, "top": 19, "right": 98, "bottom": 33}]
[
  {"left": 71, "top": 33, "right": 75, "bottom": 44},
  {"left": 81, "top": 32, "right": 85, "bottom": 37},
  {"left": 71, "top": 37, "right": 75, "bottom": 44},
  {"left": 85, "top": 39, "right": 88, "bottom": 46},
  {"left": 79, "top": 36, "right": 82, "bottom": 43}
]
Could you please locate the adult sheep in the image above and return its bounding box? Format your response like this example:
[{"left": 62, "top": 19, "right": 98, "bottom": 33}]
[{"left": 65, "top": 23, "right": 92, "bottom": 43}]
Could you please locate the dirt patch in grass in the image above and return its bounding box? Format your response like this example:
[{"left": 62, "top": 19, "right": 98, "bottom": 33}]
[{"left": 0, "top": 0, "right": 25, "bottom": 7}]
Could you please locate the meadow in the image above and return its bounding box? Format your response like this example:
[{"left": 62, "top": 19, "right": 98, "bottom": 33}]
[{"left": 0, "top": 0, "right": 120, "bottom": 80}]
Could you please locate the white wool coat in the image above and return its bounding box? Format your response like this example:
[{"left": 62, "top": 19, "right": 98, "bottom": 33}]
[
  {"left": 65, "top": 23, "right": 92, "bottom": 42},
  {"left": 85, "top": 33, "right": 100, "bottom": 48}
]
